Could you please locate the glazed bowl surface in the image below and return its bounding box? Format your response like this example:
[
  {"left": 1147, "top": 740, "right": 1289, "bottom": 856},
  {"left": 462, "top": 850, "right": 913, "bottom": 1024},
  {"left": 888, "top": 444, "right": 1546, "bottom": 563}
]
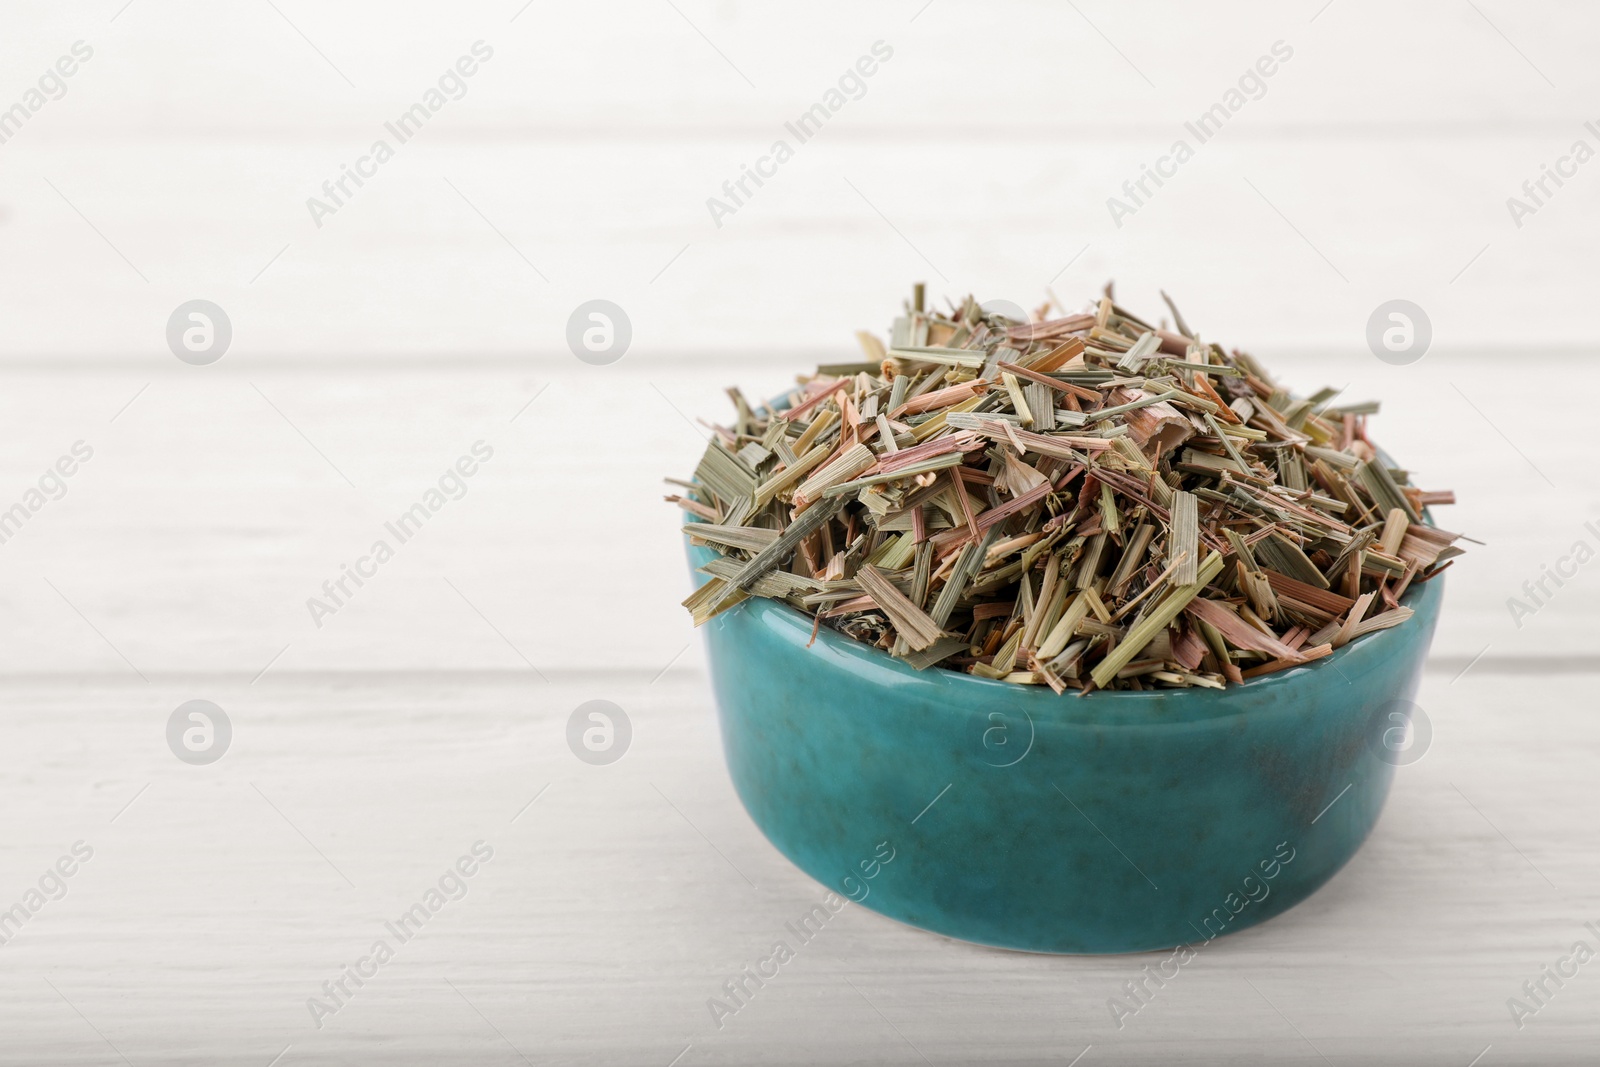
[{"left": 687, "top": 535, "right": 1441, "bottom": 954}]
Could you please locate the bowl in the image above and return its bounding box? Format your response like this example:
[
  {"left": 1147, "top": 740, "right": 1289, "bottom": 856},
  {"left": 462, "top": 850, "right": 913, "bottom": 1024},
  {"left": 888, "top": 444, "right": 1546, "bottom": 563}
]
[{"left": 686, "top": 535, "right": 1443, "bottom": 954}]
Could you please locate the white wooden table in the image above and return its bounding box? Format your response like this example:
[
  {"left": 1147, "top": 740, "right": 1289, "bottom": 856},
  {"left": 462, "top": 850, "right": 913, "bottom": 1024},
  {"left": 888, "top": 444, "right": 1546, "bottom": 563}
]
[
  {"left": 1, "top": 665, "right": 1596, "bottom": 1066},
  {"left": 0, "top": 1, "right": 1597, "bottom": 1063}
]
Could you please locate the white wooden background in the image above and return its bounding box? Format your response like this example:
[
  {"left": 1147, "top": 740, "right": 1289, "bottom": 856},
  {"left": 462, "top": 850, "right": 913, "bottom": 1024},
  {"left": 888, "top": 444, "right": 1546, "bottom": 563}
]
[{"left": 0, "top": 1, "right": 1597, "bottom": 1063}]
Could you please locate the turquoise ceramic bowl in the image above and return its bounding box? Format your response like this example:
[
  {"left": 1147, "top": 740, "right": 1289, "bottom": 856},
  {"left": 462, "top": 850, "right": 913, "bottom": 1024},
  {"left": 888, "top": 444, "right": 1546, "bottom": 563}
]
[{"left": 688, "top": 537, "right": 1442, "bottom": 954}]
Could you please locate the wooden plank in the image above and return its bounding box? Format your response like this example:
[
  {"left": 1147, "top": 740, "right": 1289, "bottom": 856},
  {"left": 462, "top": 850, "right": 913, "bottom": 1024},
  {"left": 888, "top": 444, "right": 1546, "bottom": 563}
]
[
  {"left": 0, "top": 360, "right": 1585, "bottom": 674},
  {"left": 0, "top": 134, "right": 1598, "bottom": 357},
  {"left": 0, "top": 670, "right": 1592, "bottom": 1063}
]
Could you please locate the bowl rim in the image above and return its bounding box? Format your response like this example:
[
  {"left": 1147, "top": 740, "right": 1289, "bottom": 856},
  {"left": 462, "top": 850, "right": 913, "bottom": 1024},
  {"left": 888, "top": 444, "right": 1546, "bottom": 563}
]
[{"left": 685, "top": 531, "right": 1443, "bottom": 719}]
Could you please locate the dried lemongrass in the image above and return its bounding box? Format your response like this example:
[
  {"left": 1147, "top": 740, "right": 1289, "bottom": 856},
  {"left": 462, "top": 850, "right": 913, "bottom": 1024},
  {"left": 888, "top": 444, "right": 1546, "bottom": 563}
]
[{"left": 671, "top": 284, "right": 1464, "bottom": 692}]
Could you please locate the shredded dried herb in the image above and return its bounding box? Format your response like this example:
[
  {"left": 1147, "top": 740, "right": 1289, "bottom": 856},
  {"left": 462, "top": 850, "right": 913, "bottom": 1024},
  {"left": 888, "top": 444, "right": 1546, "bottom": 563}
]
[{"left": 669, "top": 285, "right": 1464, "bottom": 693}]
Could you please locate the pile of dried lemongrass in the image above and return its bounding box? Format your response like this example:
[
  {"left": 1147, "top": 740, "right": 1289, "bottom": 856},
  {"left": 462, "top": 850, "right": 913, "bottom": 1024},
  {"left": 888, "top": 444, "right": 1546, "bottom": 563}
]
[{"left": 668, "top": 285, "right": 1462, "bottom": 693}]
